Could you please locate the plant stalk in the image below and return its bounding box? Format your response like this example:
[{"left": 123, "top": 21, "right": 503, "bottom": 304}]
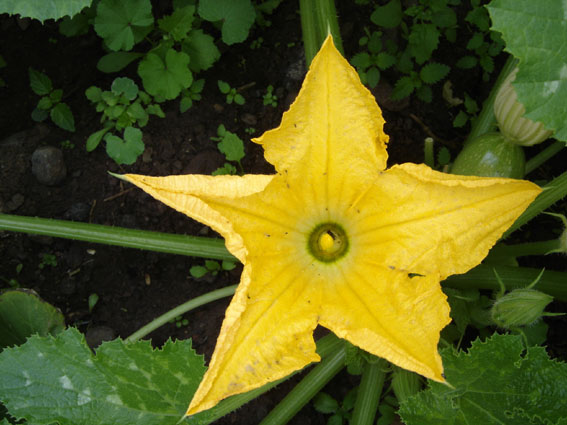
[
  {"left": 125, "top": 285, "right": 237, "bottom": 343},
  {"left": 0, "top": 214, "right": 235, "bottom": 261},
  {"left": 300, "top": 0, "right": 343, "bottom": 66},
  {"left": 258, "top": 341, "right": 346, "bottom": 425},
  {"left": 504, "top": 171, "right": 567, "bottom": 238},
  {"left": 464, "top": 56, "right": 518, "bottom": 146},
  {"left": 350, "top": 358, "right": 387, "bottom": 425},
  {"left": 443, "top": 264, "right": 567, "bottom": 301},
  {"left": 488, "top": 239, "right": 562, "bottom": 260},
  {"left": 525, "top": 141, "right": 566, "bottom": 175}
]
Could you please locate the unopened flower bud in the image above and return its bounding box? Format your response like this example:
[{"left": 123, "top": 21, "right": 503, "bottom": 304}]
[
  {"left": 494, "top": 67, "right": 553, "bottom": 146},
  {"left": 491, "top": 288, "right": 553, "bottom": 328}
]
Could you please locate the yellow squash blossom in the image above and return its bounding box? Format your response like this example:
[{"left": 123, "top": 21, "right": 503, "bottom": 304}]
[{"left": 121, "top": 37, "right": 540, "bottom": 416}]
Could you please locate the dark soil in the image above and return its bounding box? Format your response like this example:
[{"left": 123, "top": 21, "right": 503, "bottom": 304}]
[{"left": 1, "top": 2, "right": 566, "bottom": 425}]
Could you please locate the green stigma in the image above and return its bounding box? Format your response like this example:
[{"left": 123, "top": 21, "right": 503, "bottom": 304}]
[{"left": 308, "top": 222, "right": 349, "bottom": 263}]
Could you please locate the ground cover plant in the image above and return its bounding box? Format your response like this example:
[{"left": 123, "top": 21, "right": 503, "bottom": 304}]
[{"left": 0, "top": 0, "right": 567, "bottom": 424}]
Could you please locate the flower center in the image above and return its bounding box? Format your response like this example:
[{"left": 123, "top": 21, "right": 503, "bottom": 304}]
[{"left": 308, "top": 222, "right": 349, "bottom": 263}]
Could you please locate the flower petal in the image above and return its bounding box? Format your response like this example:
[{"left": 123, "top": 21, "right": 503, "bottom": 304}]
[
  {"left": 353, "top": 163, "right": 541, "bottom": 279},
  {"left": 320, "top": 266, "right": 450, "bottom": 382},
  {"left": 254, "top": 36, "right": 389, "bottom": 205},
  {"left": 186, "top": 259, "right": 320, "bottom": 415},
  {"left": 122, "top": 173, "right": 273, "bottom": 261}
]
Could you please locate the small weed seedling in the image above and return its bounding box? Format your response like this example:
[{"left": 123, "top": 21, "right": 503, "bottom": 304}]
[
  {"left": 312, "top": 388, "right": 357, "bottom": 425},
  {"left": 211, "top": 124, "right": 246, "bottom": 175},
  {"left": 0, "top": 263, "right": 23, "bottom": 288},
  {"left": 60, "top": 140, "right": 75, "bottom": 150},
  {"left": 218, "top": 80, "right": 245, "bottom": 105},
  {"left": 85, "top": 77, "right": 164, "bottom": 165},
  {"left": 88, "top": 293, "right": 99, "bottom": 313},
  {"left": 38, "top": 253, "right": 57, "bottom": 270},
  {"left": 351, "top": 29, "right": 397, "bottom": 88},
  {"left": 180, "top": 79, "right": 205, "bottom": 113},
  {"left": 29, "top": 68, "right": 75, "bottom": 132},
  {"left": 169, "top": 315, "right": 189, "bottom": 328},
  {"left": 190, "top": 260, "right": 236, "bottom": 279},
  {"left": 262, "top": 85, "right": 278, "bottom": 107}
]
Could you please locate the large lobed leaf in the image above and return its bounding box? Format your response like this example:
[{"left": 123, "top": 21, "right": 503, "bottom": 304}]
[
  {"left": 488, "top": 0, "right": 567, "bottom": 142},
  {"left": 399, "top": 333, "right": 567, "bottom": 425},
  {"left": 0, "top": 327, "right": 206, "bottom": 425},
  {"left": 0, "top": 0, "right": 91, "bottom": 22}
]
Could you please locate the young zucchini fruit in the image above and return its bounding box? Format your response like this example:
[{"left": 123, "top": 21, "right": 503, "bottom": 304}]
[{"left": 452, "top": 68, "right": 553, "bottom": 178}]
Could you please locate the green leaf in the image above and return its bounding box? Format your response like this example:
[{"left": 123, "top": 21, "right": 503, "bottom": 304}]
[
  {"left": 376, "top": 52, "right": 396, "bottom": 69},
  {"left": 408, "top": 24, "right": 440, "bottom": 64},
  {"left": 204, "top": 260, "right": 220, "bottom": 271},
  {"left": 97, "top": 52, "right": 144, "bottom": 73},
  {"left": 0, "top": 0, "right": 91, "bottom": 22},
  {"left": 86, "top": 127, "right": 111, "bottom": 152},
  {"left": 221, "top": 260, "right": 236, "bottom": 271},
  {"left": 105, "top": 126, "right": 144, "bottom": 165},
  {"left": 455, "top": 55, "right": 477, "bottom": 69},
  {"left": 351, "top": 52, "right": 371, "bottom": 70},
  {"left": 146, "top": 104, "right": 165, "bottom": 118},
  {"left": 452, "top": 110, "right": 468, "bottom": 128},
  {"left": 0, "top": 327, "right": 206, "bottom": 425},
  {"left": 182, "top": 29, "right": 220, "bottom": 73},
  {"left": 217, "top": 80, "right": 230, "bottom": 94},
  {"left": 29, "top": 68, "right": 52, "bottom": 96},
  {"left": 50, "top": 103, "right": 75, "bottom": 132},
  {"left": 50, "top": 88, "right": 63, "bottom": 103},
  {"left": 31, "top": 108, "right": 49, "bottom": 122},
  {"left": 0, "top": 289, "right": 65, "bottom": 350},
  {"left": 59, "top": 11, "right": 90, "bottom": 37},
  {"left": 391, "top": 76, "right": 415, "bottom": 100},
  {"left": 466, "top": 32, "right": 484, "bottom": 50},
  {"left": 420, "top": 63, "right": 450, "bottom": 84},
  {"left": 370, "top": 0, "right": 402, "bottom": 28},
  {"left": 399, "top": 333, "right": 567, "bottom": 425},
  {"left": 189, "top": 265, "right": 208, "bottom": 278},
  {"left": 198, "top": 0, "right": 255, "bottom": 45},
  {"left": 179, "top": 96, "right": 193, "bottom": 113},
  {"left": 138, "top": 49, "right": 192, "bottom": 100},
  {"left": 366, "top": 67, "right": 380, "bottom": 88},
  {"left": 158, "top": 5, "right": 195, "bottom": 42},
  {"left": 94, "top": 0, "right": 153, "bottom": 51},
  {"left": 37, "top": 96, "right": 53, "bottom": 111},
  {"left": 487, "top": 0, "right": 567, "bottom": 140},
  {"left": 313, "top": 392, "right": 339, "bottom": 414},
  {"left": 217, "top": 129, "right": 245, "bottom": 162},
  {"left": 85, "top": 86, "right": 102, "bottom": 103},
  {"left": 111, "top": 77, "right": 138, "bottom": 101}
]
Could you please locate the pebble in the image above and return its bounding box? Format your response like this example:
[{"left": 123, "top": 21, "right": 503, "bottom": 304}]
[
  {"left": 5, "top": 193, "right": 25, "bottom": 212},
  {"left": 85, "top": 326, "right": 116, "bottom": 349},
  {"left": 241, "top": 113, "right": 258, "bottom": 126},
  {"left": 63, "top": 202, "right": 90, "bottom": 221},
  {"left": 31, "top": 146, "right": 67, "bottom": 186}
]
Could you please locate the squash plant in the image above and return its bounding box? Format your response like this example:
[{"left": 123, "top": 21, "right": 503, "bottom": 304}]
[{"left": 1, "top": 1, "right": 567, "bottom": 425}]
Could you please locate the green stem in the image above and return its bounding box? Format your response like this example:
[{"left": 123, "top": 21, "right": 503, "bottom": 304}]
[
  {"left": 464, "top": 56, "right": 518, "bottom": 146},
  {"left": 443, "top": 264, "right": 567, "bottom": 301},
  {"left": 300, "top": 0, "right": 343, "bottom": 66},
  {"left": 125, "top": 285, "right": 237, "bottom": 343},
  {"left": 258, "top": 341, "right": 346, "bottom": 425},
  {"left": 525, "top": 141, "right": 566, "bottom": 175},
  {"left": 350, "top": 359, "right": 387, "bottom": 425},
  {"left": 488, "top": 239, "right": 562, "bottom": 260},
  {"left": 193, "top": 334, "right": 343, "bottom": 424},
  {"left": 504, "top": 171, "right": 567, "bottom": 238},
  {"left": 0, "top": 214, "right": 235, "bottom": 261},
  {"left": 424, "top": 137, "right": 434, "bottom": 168}
]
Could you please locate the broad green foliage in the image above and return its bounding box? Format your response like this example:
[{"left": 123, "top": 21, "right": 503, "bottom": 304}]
[
  {"left": 94, "top": 0, "right": 153, "bottom": 51},
  {"left": 0, "top": 0, "right": 91, "bottom": 22},
  {"left": 138, "top": 50, "right": 192, "bottom": 100},
  {"left": 488, "top": 0, "right": 567, "bottom": 142},
  {"left": 0, "top": 289, "right": 65, "bottom": 350},
  {"left": 105, "top": 126, "right": 145, "bottom": 165},
  {"left": 29, "top": 68, "right": 75, "bottom": 132},
  {"left": 198, "top": 0, "right": 256, "bottom": 45},
  {"left": 399, "top": 334, "right": 567, "bottom": 425},
  {"left": 183, "top": 29, "right": 220, "bottom": 73},
  {"left": 0, "top": 327, "right": 206, "bottom": 425},
  {"left": 158, "top": 5, "right": 195, "bottom": 42}
]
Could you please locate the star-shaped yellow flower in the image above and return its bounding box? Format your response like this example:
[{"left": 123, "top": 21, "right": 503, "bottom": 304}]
[{"left": 121, "top": 37, "right": 540, "bottom": 416}]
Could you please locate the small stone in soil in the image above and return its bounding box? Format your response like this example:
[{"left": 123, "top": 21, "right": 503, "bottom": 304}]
[
  {"left": 31, "top": 146, "right": 67, "bottom": 186},
  {"left": 5, "top": 193, "right": 25, "bottom": 212},
  {"left": 85, "top": 325, "right": 116, "bottom": 349},
  {"left": 63, "top": 202, "right": 90, "bottom": 221}
]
